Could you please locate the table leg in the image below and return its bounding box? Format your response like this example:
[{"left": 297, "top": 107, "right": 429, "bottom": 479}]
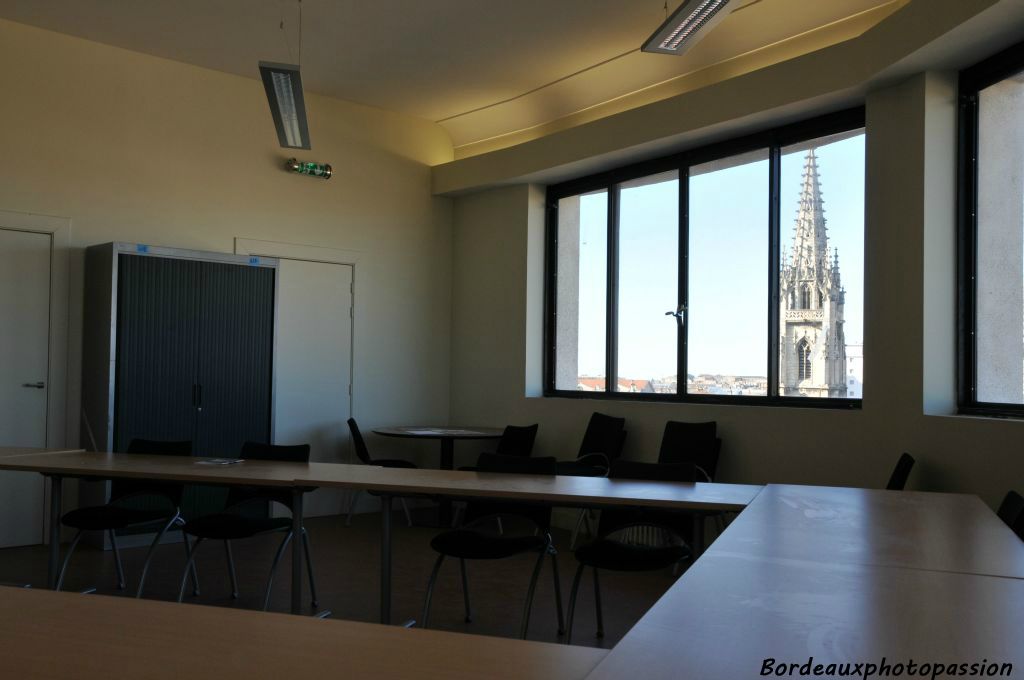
[
  {"left": 47, "top": 475, "right": 63, "bottom": 590},
  {"left": 438, "top": 438, "right": 455, "bottom": 526},
  {"left": 692, "top": 512, "right": 705, "bottom": 560},
  {"left": 380, "top": 493, "right": 393, "bottom": 625},
  {"left": 291, "top": 488, "right": 304, "bottom": 615}
]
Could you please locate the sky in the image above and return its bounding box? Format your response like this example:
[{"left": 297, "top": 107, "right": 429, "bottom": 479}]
[{"left": 571, "top": 133, "right": 865, "bottom": 380}]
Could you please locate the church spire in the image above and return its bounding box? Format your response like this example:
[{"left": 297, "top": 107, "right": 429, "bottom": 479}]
[{"left": 789, "top": 149, "right": 829, "bottom": 281}]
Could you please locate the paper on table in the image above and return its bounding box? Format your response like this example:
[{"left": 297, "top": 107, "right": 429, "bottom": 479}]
[{"left": 195, "top": 458, "right": 245, "bottom": 465}]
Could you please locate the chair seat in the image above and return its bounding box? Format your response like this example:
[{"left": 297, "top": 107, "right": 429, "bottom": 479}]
[
  {"left": 555, "top": 460, "right": 606, "bottom": 477},
  {"left": 182, "top": 514, "right": 292, "bottom": 541},
  {"left": 61, "top": 505, "right": 174, "bottom": 531},
  {"left": 574, "top": 538, "right": 690, "bottom": 571},
  {"left": 375, "top": 459, "right": 417, "bottom": 469},
  {"left": 430, "top": 529, "right": 546, "bottom": 560}
]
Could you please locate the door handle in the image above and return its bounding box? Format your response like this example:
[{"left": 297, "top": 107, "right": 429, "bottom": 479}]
[{"left": 22, "top": 382, "right": 45, "bottom": 389}]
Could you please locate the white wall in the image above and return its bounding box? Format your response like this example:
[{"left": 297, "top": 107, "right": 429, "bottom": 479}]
[
  {"left": 0, "top": 18, "right": 455, "bottom": 472},
  {"left": 449, "top": 73, "right": 1024, "bottom": 512}
]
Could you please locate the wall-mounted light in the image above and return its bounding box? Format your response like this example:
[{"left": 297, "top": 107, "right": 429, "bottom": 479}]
[
  {"left": 642, "top": 0, "right": 732, "bottom": 56},
  {"left": 259, "top": 61, "right": 311, "bottom": 149},
  {"left": 285, "top": 158, "right": 331, "bottom": 179}
]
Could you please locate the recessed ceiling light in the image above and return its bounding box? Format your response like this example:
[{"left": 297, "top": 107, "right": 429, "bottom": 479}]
[{"left": 642, "top": 0, "right": 733, "bottom": 56}]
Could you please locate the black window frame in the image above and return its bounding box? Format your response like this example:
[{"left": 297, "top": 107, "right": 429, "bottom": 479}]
[
  {"left": 543, "top": 107, "right": 866, "bottom": 408},
  {"left": 957, "top": 40, "right": 1024, "bottom": 418}
]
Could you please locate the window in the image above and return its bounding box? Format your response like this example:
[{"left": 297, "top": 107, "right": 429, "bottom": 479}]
[
  {"left": 959, "top": 41, "right": 1024, "bottom": 415},
  {"left": 545, "top": 109, "right": 865, "bottom": 406}
]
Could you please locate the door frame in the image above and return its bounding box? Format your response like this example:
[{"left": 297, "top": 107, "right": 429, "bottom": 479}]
[
  {"left": 234, "top": 238, "right": 360, "bottom": 457},
  {"left": 0, "top": 209, "right": 71, "bottom": 544}
]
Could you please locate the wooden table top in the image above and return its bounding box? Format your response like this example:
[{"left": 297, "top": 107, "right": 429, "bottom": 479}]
[
  {"left": 587, "top": 552, "right": 1024, "bottom": 680},
  {"left": 712, "top": 484, "right": 1024, "bottom": 578},
  {"left": 373, "top": 426, "right": 504, "bottom": 439},
  {"left": 0, "top": 451, "right": 308, "bottom": 487},
  {"left": 295, "top": 462, "right": 764, "bottom": 510},
  {"left": 0, "top": 587, "right": 607, "bottom": 680},
  {"left": 0, "top": 446, "right": 83, "bottom": 458}
]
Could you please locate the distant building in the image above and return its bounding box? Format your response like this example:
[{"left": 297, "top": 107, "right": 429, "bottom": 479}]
[
  {"left": 779, "top": 149, "right": 848, "bottom": 398},
  {"left": 845, "top": 344, "right": 863, "bottom": 398}
]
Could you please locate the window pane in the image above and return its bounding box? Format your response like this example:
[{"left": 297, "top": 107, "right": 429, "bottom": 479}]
[
  {"left": 976, "top": 75, "right": 1024, "bottom": 404},
  {"left": 779, "top": 131, "right": 864, "bottom": 399},
  {"left": 687, "top": 150, "right": 769, "bottom": 396},
  {"left": 554, "top": 190, "right": 608, "bottom": 391},
  {"left": 616, "top": 171, "right": 679, "bottom": 394}
]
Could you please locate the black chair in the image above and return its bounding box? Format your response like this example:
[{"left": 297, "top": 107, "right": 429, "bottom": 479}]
[
  {"left": 565, "top": 460, "right": 695, "bottom": 644},
  {"left": 492, "top": 424, "right": 539, "bottom": 457},
  {"left": 657, "top": 420, "right": 721, "bottom": 481},
  {"left": 561, "top": 413, "right": 627, "bottom": 549},
  {"left": 421, "top": 453, "right": 564, "bottom": 640},
  {"left": 177, "top": 442, "right": 319, "bottom": 611},
  {"left": 885, "top": 453, "right": 915, "bottom": 491},
  {"left": 997, "top": 490, "right": 1024, "bottom": 540},
  {"left": 57, "top": 438, "right": 198, "bottom": 597},
  {"left": 346, "top": 418, "right": 416, "bottom": 527},
  {"left": 556, "top": 412, "right": 627, "bottom": 477}
]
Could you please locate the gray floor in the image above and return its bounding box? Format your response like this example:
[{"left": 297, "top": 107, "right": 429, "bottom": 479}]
[{"left": 0, "top": 510, "right": 686, "bottom": 648}]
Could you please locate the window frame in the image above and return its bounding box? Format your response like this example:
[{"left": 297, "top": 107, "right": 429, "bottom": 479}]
[
  {"left": 543, "top": 107, "right": 865, "bottom": 408},
  {"left": 957, "top": 40, "right": 1024, "bottom": 418}
]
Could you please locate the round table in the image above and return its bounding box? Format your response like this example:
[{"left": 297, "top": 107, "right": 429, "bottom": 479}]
[{"left": 372, "top": 426, "right": 504, "bottom": 471}]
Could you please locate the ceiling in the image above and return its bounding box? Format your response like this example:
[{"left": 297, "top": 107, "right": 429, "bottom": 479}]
[{"left": 0, "top": 0, "right": 901, "bottom": 153}]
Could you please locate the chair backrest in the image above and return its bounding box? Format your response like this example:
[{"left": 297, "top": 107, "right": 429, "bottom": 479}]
[
  {"left": 657, "top": 421, "right": 720, "bottom": 481},
  {"left": 228, "top": 441, "right": 311, "bottom": 509},
  {"left": 110, "top": 439, "right": 193, "bottom": 507},
  {"left": 885, "top": 452, "right": 915, "bottom": 491},
  {"left": 346, "top": 418, "right": 373, "bottom": 464},
  {"left": 578, "top": 412, "right": 627, "bottom": 461},
  {"left": 494, "top": 424, "right": 539, "bottom": 457},
  {"left": 464, "top": 453, "right": 557, "bottom": 531},
  {"left": 597, "top": 460, "right": 697, "bottom": 538},
  {"left": 997, "top": 490, "right": 1024, "bottom": 540}
]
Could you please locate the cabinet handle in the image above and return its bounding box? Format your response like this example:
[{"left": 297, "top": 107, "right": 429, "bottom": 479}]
[{"left": 22, "top": 382, "right": 45, "bottom": 389}]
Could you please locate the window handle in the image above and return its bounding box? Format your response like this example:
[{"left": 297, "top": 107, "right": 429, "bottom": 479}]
[{"left": 665, "top": 305, "right": 685, "bottom": 326}]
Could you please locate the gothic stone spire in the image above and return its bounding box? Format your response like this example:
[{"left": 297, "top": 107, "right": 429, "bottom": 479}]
[{"left": 789, "top": 148, "right": 830, "bottom": 282}]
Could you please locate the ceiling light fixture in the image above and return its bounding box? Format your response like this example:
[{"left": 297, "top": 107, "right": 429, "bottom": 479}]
[
  {"left": 642, "top": 0, "right": 732, "bottom": 56},
  {"left": 259, "top": 61, "right": 311, "bottom": 149}
]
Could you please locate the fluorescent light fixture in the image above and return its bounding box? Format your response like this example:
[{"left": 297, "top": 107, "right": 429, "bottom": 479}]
[
  {"left": 258, "top": 61, "right": 311, "bottom": 150},
  {"left": 642, "top": 0, "right": 732, "bottom": 56}
]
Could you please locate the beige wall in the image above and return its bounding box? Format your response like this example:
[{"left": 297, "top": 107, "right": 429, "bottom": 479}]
[
  {"left": 449, "top": 73, "right": 1024, "bottom": 512},
  {"left": 0, "top": 18, "right": 455, "bottom": 466}
]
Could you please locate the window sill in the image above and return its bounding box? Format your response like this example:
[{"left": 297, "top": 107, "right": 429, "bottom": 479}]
[{"left": 541, "top": 390, "right": 861, "bottom": 410}]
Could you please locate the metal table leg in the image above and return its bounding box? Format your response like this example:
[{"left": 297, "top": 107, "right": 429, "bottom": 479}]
[
  {"left": 291, "top": 488, "right": 304, "bottom": 615},
  {"left": 380, "top": 493, "right": 393, "bottom": 624},
  {"left": 47, "top": 475, "right": 62, "bottom": 590},
  {"left": 438, "top": 438, "right": 455, "bottom": 526}
]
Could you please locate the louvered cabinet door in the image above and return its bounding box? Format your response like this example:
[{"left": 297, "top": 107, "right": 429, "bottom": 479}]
[
  {"left": 113, "top": 255, "right": 201, "bottom": 452},
  {"left": 194, "top": 261, "right": 275, "bottom": 457}
]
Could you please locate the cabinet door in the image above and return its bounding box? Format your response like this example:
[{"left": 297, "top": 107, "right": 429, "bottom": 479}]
[
  {"left": 114, "top": 255, "right": 200, "bottom": 451},
  {"left": 195, "top": 262, "right": 274, "bottom": 457}
]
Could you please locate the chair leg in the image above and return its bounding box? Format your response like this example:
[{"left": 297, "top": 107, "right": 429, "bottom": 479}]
[
  {"left": 459, "top": 558, "right": 472, "bottom": 623},
  {"left": 108, "top": 530, "right": 126, "bottom": 590},
  {"left": 564, "top": 562, "right": 586, "bottom": 645},
  {"left": 262, "top": 531, "right": 294, "bottom": 612},
  {"left": 302, "top": 528, "right": 318, "bottom": 608},
  {"left": 569, "top": 510, "right": 588, "bottom": 550},
  {"left": 550, "top": 547, "right": 565, "bottom": 635},
  {"left": 181, "top": 523, "right": 200, "bottom": 597},
  {"left": 496, "top": 517, "right": 504, "bottom": 535},
  {"left": 177, "top": 537, "right": 205, "bottom": 603},
  {"left": 345, "top": 491, "right": 362, "bottom": 527},
  {"left": 519, "top": 549, "right": 547, "bottom": 640},
  {"left": 55, "top": 530, "right": 84, "bottom": 592},
  {"left": 593, "top": 567, "right": 604, "bottom": 639},
  {"left": 400, "top": 498, "right": 413, "bottom": 528},
  {"left": 224, "top": 540, "right": 239, "bottom": 599},
  {"left": 136, "top": 515, "right": 179, "bottom": 598},
  {"left": 421, "top": 554, "right": 445, "bottom": 630}
]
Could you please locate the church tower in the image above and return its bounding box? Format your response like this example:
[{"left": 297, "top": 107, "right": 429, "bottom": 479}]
[{"left": 779, "top": 149, "right": 847, "bottom": 398}]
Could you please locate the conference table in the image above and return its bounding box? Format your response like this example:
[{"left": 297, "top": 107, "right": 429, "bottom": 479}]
[{"left": 2, "top": 450, "right": 1022, "bottom": 679}]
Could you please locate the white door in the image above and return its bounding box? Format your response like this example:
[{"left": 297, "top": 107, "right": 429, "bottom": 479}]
[
  {"left": 0, "top": 228, "right": 50, "bottom": 547},
  {"left": 273, "top": 259, "right": 353, "bottom": 518}
]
